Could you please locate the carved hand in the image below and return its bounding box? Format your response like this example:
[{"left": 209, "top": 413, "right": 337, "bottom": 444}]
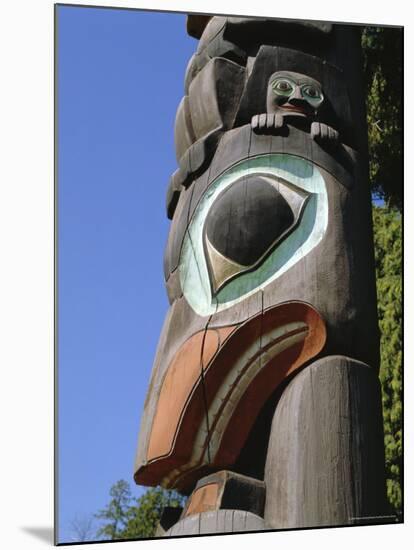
[
  {"left": 251, "top": 113, "right": 284, "bottom": 134},
  {"left": 311, "top": 121, "right": 339, "bottom": 145}
]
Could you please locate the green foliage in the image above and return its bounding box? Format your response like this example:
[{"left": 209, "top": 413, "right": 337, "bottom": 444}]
[
  {"left": 119, "top": 486, "right": 185, "bottom": 539},
  {"left": 362, "top": 27, "right": 403, "bottom": 209},
  {"left": 95, "top": 480, "right": 185, "bottom": 540},
  {"left": 373, "top": 206, "right": 402, "bottom": 514},
  {"left": 95, "top": 479, "right": 133, "bottom": 540},
  {"left": 362, "top": 24, "right": 403, "bottom": 516}
]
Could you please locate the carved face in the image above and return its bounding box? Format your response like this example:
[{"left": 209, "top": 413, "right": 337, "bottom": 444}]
[{"left": 267, "top": 71, "right": 324, "bottom": 117}]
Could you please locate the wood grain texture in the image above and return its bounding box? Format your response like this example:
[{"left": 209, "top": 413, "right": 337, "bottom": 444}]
[
  {"left": 182, "top": 470, "right": 266, "bottom": 519},
  {"left": 145, "top": 326, "right": 235, "bottom": 462},
  {"left": 190, "top": 124, "right": 353, "bottom": 226},
  {"left": 172, "top": 20, "right": 362, "bottom": 203},
  {"left": 135, "top": 302, "right": 325, "bottom": 491},
  {"left": 165, "top": 169, "right": 182, "bottom": 220},
  {"left": 188, "top": 58, "right": 245, "bottom": 141},
  {"left": 165, "top": 268, "right": 182, "bottom": 305},
  {"left": 211, "top": 303, "right": 326, "bottom": 469},
  {"left": 187, "top": 128, "right": 223, "bottom": 185},
  {"left": 136, "top": 21, "right": 382, "bottom": 523},
  {"left": 199, "top": 124, "right": 378, "bottom": 370},
  {"left": 139, "top": 123, "right": 379, "bottom": 488},
  {"left": 134, "top": 296, "right": 209, "bottom": 477},
  {"left": 260, "top": 158, "right": 379, "bottom": 370},
  {"left": 163, "top": 183, "right": 194, "bottom": 279},
  {"left": 174, "top": 96, "right": 196, "bottom": 162},
  {"left": 264, "top": 355, "right": 388, "bottom": 529},
  {"left": 170, "top": 57, "right": 247, "bottom": 189},
  {"left": 184, "top": 17, "right": 246, "bottom": 95},
  {"left": 165, "top": 510, "right": 265, "bottom": 536},
  {"left": 184, "top": 483, "right": 220, "bottom": 516}
]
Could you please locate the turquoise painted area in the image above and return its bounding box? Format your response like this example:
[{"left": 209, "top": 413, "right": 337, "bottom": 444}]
[{"left": 179, "top": 154, "right": 328, "bottom": 316}]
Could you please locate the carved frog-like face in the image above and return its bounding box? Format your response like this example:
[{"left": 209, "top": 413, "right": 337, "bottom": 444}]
[{"left": 267, "top": 71, "right": 324, "bottom": 117}]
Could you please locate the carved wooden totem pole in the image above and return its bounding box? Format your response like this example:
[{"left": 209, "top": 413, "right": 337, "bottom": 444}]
[{"left": 134, "top": 15, "right": 388, "bottom": 535}]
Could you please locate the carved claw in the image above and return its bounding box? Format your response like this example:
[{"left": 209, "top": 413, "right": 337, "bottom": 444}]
[
  {"left": 311, "top": 121, "right": 339, "bottom": 144},
  {"left": 251, "top": 113, "right": 285, "bottom": 134}
]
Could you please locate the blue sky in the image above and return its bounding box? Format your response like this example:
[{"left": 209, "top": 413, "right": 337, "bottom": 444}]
[{"left": 57, "top": 5, "right": 196, "bottom": 542}]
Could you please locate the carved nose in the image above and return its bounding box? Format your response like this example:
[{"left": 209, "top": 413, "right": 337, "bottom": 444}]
[{"left": 291, "top": 87, "right": 304, "bottom": 100}]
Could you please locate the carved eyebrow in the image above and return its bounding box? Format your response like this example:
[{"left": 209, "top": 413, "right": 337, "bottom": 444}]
[
  {"left": 271, "top": 75, "right": 295, "bottom": 82},
  {"left": 270, "top": 75, "right": 321, "bottom": 88},
  {"left": 297, "top": 79, "right": 321, "bottom": 87}
]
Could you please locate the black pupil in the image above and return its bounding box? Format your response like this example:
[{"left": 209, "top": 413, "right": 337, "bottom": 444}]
[{"left": 205, "top": 175, "right": 295, "bottom": 267}]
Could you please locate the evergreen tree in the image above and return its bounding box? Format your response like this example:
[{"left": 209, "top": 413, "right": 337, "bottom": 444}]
[
  {"left": 119, "top": 486, "right": 185, "bottom": 539},
  {"left": 373, "top": 206, "right": 402, "bottom": 515},
  {"left": 94, "top": 480, "right": 133, "bottom": 540},
  {"left": 95, "top": 481, "right": 185, "bottom": 540},
  {"left": 362, "top": 27, "right": 403, "bottom": 210}
]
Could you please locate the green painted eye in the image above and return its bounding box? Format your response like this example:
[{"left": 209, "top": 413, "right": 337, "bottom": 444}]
[
  {"left": 302, "top": 85, "right": 323, "bottom": 104},
  {"left": 272, "top": 79, "right": 294, "bottom": 96}
]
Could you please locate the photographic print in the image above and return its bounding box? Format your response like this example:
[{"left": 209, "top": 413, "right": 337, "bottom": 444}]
[{"left": 55, "top": 3, "right": 402, "bottom": 545}]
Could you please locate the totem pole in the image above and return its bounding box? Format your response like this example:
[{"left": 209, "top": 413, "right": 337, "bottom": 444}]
[{"left": 134, "top": 15, "right": 388, "bottom": 535}]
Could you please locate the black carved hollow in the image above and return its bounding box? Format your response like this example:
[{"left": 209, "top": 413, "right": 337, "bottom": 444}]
[{"left": 204, "top": 175, "right": 294, "bottom": 267}]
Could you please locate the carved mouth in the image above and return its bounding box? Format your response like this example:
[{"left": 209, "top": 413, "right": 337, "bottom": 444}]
[
  {"left": 135, "top": 301, "right": 326, "bottom": 491},
  {"left": 192, "top": 321, "right": 309, "bottom": 465},
  {"left": 281, "top": 104, "right": 309, "bottom": 116}
]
